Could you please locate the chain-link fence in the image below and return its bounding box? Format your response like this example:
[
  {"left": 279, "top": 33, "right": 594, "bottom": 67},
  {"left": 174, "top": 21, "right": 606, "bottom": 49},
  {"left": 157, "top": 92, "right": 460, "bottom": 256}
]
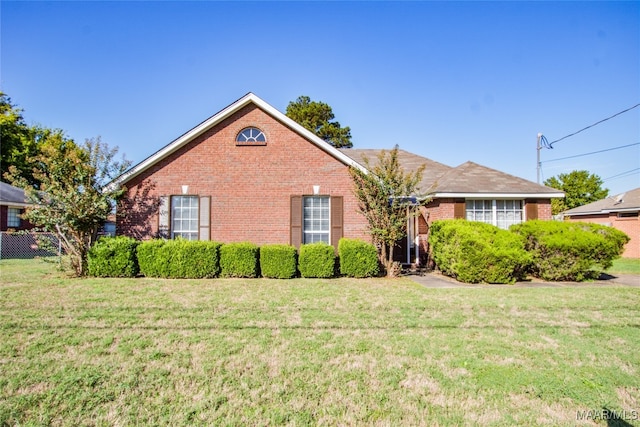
[{"left": 0, "top": 232, "right": 61, "bottom": 259}]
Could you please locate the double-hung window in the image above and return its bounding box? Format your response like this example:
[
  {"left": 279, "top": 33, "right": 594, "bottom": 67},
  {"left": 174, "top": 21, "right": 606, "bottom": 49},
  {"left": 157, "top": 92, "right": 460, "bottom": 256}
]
[
  {"left": 466, "top": 199, "right": 523, "bottom": 229},
  {"left": 171, "top": 196, "right": 199, "bottom": 240},
  {"left": 303, "top": 196, "right": 330, "bottom": 244},
  {"left": 7, "top": 208, "right": 21, "bottom": 228}
]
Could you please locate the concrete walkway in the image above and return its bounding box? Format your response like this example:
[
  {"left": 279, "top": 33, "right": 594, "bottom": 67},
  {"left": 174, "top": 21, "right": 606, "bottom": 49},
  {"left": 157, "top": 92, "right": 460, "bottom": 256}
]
[{"left": 407, "top": 271, "right": 640, "bottom": 288}]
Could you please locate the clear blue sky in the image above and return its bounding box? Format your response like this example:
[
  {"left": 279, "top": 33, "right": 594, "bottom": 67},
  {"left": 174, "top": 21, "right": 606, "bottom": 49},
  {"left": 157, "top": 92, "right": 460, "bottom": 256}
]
[{"left": 2, "top": 1, "right": 639, "bottom": 195}]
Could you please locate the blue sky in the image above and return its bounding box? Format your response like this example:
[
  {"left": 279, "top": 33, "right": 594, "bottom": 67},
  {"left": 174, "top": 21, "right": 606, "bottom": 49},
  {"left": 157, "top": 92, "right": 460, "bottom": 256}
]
[{"left": 2, "top": 1, "right": 639, "bottom": 195}]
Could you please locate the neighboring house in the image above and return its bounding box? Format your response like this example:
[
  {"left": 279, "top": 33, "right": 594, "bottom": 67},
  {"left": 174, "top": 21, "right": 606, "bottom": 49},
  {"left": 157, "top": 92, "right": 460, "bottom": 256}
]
[
  {"left": 564, "top": 188, "right": 639, "bottom": 258},
  {"left": 113, "top": 93, "right": 563, "bottom": 265},
  {"left": 0, "top": 181, "right": 34, "bottom": 232}
]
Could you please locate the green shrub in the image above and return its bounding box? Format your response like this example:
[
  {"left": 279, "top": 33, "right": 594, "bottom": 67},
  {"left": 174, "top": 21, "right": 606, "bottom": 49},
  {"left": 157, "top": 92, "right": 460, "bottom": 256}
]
[
  {"left": 87, "top": 236, "right": 139, "bottom": 277},
  {"left": 298, "top": 242, "right": 336, "bottom": 278},
  {"left": 137, "top": 239, "right": 222, "bottom": 278},
  {"left": 429, "top": 220, "right": 531, "bottom": 284},
  {"left": 220, "top": 242, "right": 260, "bottom": 278},
  {"left": 338, "top": 238, "right": 380, "bottom": 278},
  {"left": 511, "top": 220, "right": 630, "bottom": 281},
  {"left": 260, "top": 244, "right": 297, "bottom": 279}
]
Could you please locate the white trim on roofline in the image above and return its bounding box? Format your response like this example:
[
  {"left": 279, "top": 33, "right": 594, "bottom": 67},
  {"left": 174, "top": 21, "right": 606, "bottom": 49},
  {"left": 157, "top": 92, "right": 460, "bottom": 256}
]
[
  {"left": 567, "top": 207, "right": 640, "bottom": 216},
  {"left": 112, "top": 93, "right": 367, "bottom": 187},
  {"left": 430, "top": 192, "right": 566, "bottom": 199},
  {"left": 0, "top": 202, "right": 31, "bottom": 208}
]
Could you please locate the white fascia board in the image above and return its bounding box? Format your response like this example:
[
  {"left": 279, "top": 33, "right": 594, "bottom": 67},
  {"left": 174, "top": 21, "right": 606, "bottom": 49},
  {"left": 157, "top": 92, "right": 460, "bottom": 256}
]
[
  {"left": 0, "top": 202, "right": 32, "bottom": 208},
  {"left": 431, "top": 192, "right": 565, "bottom": 199},
  {"left": 113, "top": 93, "right": 368, "bottom": 188}
]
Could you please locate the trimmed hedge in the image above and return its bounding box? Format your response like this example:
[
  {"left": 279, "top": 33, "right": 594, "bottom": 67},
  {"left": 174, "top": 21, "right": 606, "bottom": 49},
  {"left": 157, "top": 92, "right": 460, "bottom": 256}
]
[
  {"left": 299, "top": 242, "right": 336, "bottom": 278},
  {"left": 260, "top": 244, "right": 298, "bottom": 279},
  {"left": 338, "top": 238, "right": 380, "bottom": 278},
  {"left": 511, "top": 220, "right": 630, "bottom": 281},
  {"left": 220, "top": 242, "right": 260, "bottom": 278},
  {"left": 429, "top": 220, "right": 531, "bottom": 284},
  {"left": 137, "top": 239, "right": 222, "bottom": 278},
  {"left": 87, "top": 236, "right": 139, "bottom": 277}
]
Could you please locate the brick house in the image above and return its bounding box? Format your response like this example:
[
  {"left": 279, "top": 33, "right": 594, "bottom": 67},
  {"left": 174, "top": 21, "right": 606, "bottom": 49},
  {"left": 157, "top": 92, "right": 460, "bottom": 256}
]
[
  {"left": 563, "top": 187, "right": 639, "bottom": 258},
  {"left": 0, "top": 182, "right": 34, "bottom": 232},
  {"left": 114, "top": 93, "right": 563, "bottom": 265}
]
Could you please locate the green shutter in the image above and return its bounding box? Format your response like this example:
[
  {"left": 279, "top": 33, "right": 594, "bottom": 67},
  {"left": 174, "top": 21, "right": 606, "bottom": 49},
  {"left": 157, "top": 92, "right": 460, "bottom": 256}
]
[{"left": 331, "top": 196, "right": 343, "bottom": 250}]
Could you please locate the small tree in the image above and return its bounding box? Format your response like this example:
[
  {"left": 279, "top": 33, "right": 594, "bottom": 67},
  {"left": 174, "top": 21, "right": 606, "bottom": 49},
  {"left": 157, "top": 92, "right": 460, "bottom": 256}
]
[
  {"left": 6, "top": 136, "right": 130, "bottom": 276},
  {"left": 285, "top": 95, "right": 353, "bottom": 148},
  {"left": 349, "top": 146, "right": 427, "bottom": 277},
  {"left": 544, "top": 170, "right": 609, "bottom": 215}
]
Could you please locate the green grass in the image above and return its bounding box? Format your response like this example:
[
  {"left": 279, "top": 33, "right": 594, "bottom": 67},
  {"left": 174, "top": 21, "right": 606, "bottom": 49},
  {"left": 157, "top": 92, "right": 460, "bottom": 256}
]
[
  {"left": 608, "top": 257, "right": 640, "bottom": 275},
  {"left": 1, "top": 258, "right": 639, "bottom": 426}
]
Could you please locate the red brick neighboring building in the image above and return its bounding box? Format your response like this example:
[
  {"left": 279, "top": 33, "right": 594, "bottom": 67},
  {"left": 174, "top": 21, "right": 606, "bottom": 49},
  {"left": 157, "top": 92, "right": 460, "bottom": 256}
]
[
  {"left": 113, "top": 93, "right": 564, "bottom": 265},
  {"left": 0, "top": 182, "right": 34, "bottom": 232},
  {"left": 564, "top": 188, "right": 640, "bottom": 258}
]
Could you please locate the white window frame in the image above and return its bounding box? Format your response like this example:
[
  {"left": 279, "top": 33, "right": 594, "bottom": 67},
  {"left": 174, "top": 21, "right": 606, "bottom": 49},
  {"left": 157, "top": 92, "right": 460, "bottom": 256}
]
[
  {"left": 7, "top": 207, "right": 21, "bottom": 228},
  {"left": 303, "top": 196, "right": 330, "bottom": 244},
  {"left": 466, "top": 199, "right": 524, "bottom": 229},
  {"left": 171, "top": 195, "right": 199, "bottom": 240}
]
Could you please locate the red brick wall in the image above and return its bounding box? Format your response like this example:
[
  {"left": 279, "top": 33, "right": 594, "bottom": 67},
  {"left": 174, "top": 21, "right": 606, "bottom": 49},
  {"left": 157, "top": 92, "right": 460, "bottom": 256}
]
[
  {"left": 0, "top": 205, "right": 35, "bottom": 232},
  {"left": 117, "top": 104, "right": 370, "bottom": 245},
  {"left": 566, "top": 213, "right": 639, "bottom": 258}
]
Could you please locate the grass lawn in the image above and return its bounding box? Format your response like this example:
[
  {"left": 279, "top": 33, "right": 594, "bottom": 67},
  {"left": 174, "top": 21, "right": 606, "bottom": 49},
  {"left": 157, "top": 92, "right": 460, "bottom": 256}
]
[
  {"left": 1, "top": 259, "right": 639, "bottom": 426},
  {"left": 608, "top": 258, "right": 640, "bottom": 275}
]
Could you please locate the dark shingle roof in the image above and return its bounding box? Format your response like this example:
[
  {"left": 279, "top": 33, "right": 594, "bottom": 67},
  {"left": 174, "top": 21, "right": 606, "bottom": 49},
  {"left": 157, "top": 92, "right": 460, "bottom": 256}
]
[
  {"left": 0, "top": 182, "right": 28, "bottom": 205},
  {"left": 339, "top": 149, "right": 562, "bottom": 197},
  {"left": 432, "top": 161, "right": 563, "bottom": 195},
  {"left": 564, "top": 187, "right": 640, "bottom": 215}
]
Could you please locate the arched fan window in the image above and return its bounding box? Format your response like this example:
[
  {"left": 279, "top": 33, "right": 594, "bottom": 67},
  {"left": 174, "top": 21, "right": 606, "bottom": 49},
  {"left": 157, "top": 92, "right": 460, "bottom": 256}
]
[{"left": 236, "top": 127, "right": 266, "bottom": 145}]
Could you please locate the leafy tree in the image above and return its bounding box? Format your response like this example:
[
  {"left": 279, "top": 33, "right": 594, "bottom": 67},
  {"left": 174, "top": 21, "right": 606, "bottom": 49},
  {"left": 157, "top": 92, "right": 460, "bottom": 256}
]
[
  {"left": 7, "top": 136, "right": 130, "bottom": 276},
  {"left": 544, "top": 170, "right": 609, "bottom": 215},
  {"left": 1, "top": 92, "right": 35, "bottom": 185},
  {"left": 349, "top": 146, "right": 427, "bottom": 277},
  {"left": 285, "top": 95, "right": 353, "bottom": 148}
]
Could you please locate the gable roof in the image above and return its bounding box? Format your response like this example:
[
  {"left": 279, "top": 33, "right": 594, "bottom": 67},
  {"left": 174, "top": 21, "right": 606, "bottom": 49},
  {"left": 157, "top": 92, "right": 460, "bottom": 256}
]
[
  {"left": 339, "top": 150, "right": 564, "bottom": 199},
  {"left": 113, "top": 93, "right": 366, "bottom": 186},
  {"left": 564, "top": 187, "right": 640, "bottom": 216},
  {"left": 0, "top": 182, "right": 30, "bottom": 207}
]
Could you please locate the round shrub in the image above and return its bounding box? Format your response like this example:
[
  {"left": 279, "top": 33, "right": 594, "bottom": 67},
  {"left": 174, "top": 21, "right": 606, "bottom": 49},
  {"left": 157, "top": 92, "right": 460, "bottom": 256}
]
[
  {"left": 511, "top": 220, "right": 630, "bottom": 281},
  {"left": 220, "top": 242, "right": 260, "bottom": 278},
  {"left": 88, "top": 236, "right": 139, "bottom": 277},
  {"left": 429, "top": 220, "right": 531, "bottom": 284},
  {"left": 338, "top": 238, "right": 379, "bottom": 278},
  {"left": 260, "top": 244, "right": 297, "bottom": 279},
  {"left": 298, "top": 242, "right": 336, "bottom": 278}
]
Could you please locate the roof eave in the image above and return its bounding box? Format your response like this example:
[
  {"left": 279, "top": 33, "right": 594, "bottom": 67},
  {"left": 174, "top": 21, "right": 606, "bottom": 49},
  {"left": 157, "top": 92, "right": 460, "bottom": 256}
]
[{"left": 429, "top": 192, "right": 565, "bottom": 199}]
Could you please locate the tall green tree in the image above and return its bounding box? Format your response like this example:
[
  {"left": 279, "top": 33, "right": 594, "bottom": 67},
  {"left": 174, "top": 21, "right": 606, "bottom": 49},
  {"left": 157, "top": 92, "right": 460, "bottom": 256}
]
[
  {"left": 7, "top": 136, "right": 130, "bottom": 276},
  {"left": 544, "top": 170, "right": 609, "bottom": 215},
  {"left": 286, "top": 95, "right": 353, "bottom": 148},
  {"left": 349, "top": 146, "right": 427, "bottom": 277},
  {"left": 1, "top": 92, "right": 35, "bottom": 185}
]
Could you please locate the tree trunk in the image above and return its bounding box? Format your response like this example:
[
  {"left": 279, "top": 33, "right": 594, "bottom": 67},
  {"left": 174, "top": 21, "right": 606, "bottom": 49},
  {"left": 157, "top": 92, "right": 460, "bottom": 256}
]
[{"left": 387, "top": 244, "right": 395, "bottom": 278}]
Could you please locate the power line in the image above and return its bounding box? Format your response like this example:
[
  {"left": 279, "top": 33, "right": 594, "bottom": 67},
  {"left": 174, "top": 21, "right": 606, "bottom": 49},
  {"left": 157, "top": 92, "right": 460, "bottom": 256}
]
[
  {"left": 547, "top": 103, "right": 640, "bottom": 147},
  {"left": 543, "top": 142, "right": 640, "bottom": 163},
  {"left": 602, "top": 168, "right": 640, "bottom": 182}
]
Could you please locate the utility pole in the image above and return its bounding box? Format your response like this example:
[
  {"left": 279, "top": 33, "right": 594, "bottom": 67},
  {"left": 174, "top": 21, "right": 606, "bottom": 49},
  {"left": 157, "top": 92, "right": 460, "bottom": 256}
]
[{"left": 536, "top": 133, "right": 542, "bottom": 184}]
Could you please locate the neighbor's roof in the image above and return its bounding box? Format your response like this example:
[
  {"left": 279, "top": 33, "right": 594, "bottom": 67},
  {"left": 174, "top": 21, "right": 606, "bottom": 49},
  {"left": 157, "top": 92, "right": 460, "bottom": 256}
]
[
  {"left": 564, "top": 187, "right": 640, "bottom": 216},
  {"left": 339, "top": 150, "right": 564, "bottom": 199},
  {"left": 0, "top": 182, "right": 30, "bottom": 207},
  {"left": 113, "top": 92, "right": 366, "bottom": 186}
]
